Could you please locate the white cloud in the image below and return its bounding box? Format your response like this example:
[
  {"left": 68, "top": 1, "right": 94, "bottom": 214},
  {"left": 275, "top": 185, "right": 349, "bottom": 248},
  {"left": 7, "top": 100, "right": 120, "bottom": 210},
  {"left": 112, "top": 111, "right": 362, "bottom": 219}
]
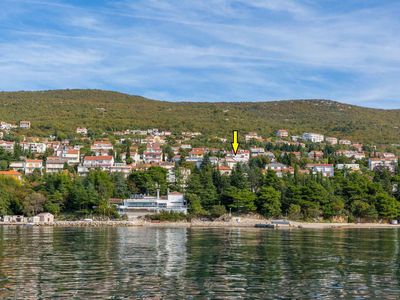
[{"left": 0, "top": 0, "right": 399, "bottom": 107}]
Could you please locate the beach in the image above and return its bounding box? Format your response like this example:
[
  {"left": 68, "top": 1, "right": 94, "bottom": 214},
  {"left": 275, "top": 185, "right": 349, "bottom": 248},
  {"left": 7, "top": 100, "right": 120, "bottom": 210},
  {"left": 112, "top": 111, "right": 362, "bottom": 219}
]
[{"left": 2, "top": 217, "right": 400, "bottom": 229}]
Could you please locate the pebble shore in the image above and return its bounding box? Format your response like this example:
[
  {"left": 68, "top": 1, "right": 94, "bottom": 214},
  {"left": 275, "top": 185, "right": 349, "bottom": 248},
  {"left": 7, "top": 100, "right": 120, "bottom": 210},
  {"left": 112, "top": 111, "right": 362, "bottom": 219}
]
[{"left": 2, "top": 219, "right": 399, "bottom": 229}]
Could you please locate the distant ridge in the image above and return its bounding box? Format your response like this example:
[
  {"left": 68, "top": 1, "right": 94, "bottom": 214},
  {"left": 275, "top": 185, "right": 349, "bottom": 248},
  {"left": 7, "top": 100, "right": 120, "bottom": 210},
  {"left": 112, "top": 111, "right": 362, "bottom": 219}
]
[{"left": 0, "top": 89, "right": 399, "bottom": 144}]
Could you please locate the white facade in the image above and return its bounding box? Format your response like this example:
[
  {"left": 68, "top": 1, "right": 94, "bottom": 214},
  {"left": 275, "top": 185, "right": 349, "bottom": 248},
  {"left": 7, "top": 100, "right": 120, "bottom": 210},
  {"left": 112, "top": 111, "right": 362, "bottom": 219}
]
[
  {"left": 21, "top": 142, "right": 47, "bottom": 154},
  {"left": 368, "top": 158, "right": 398, "bottom": 172},
  {"left": 302, "top": 133, "right": 324, "bottom": 143},
  {"left": 118, "top": 192, "right": 187, "bottom": 218},
  {"left": 0, "top": 140, "right": 14, "bottom": 152}
]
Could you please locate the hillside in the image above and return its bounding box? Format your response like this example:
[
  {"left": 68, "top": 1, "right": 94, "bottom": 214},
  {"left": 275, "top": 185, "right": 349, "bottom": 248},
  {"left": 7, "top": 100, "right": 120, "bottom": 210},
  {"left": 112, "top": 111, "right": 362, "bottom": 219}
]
[{"left": 0, "top": 89, "right": 399, "bottom": 144}]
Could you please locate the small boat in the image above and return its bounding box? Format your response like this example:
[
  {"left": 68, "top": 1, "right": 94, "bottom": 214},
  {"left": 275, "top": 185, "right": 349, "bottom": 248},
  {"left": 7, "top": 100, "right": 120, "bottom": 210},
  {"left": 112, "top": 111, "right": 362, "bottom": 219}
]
[{"left": 255, "top": 224, "right": 276, "bottom": 229}]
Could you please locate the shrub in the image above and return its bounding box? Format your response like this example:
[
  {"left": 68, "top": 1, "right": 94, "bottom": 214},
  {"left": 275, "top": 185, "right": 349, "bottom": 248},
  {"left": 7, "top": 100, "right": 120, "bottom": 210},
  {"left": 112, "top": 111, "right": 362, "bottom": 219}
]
[{"left": 146, "top": 211, "right": 188, "bottom": 222}]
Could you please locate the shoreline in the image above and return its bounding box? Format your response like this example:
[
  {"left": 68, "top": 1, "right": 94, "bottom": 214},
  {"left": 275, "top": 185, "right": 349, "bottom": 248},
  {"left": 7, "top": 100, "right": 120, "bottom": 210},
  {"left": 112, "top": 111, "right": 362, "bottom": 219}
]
[{"left": 1, "top": 219, "right": 400, "bottom": 229}]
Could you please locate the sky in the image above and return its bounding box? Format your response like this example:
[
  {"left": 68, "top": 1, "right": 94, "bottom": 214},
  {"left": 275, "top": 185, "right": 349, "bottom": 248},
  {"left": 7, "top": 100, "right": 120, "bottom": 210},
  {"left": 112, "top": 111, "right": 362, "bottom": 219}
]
[{"left": 1, "top": 0, "right": 400, "bottom": 108}]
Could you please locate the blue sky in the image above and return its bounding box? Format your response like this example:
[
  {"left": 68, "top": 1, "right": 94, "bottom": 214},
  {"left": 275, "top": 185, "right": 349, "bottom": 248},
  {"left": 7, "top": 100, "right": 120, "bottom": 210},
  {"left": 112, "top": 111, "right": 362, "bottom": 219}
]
[{"left": 1, "top": 0, "right": 400, "bottom": 108}]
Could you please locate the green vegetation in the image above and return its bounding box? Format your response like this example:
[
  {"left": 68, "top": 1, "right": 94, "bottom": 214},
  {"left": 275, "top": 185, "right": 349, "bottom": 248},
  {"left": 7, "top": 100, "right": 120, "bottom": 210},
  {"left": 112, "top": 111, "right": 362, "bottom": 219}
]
[
  {"left": 184, "top": 156, "right": 400, "bottom": 222},
  {"left": 0, "top": 154, "right": 400, "bottom": 222},
  {"left": 0, "top": 89, "right": 400, "bottom": 143},
  {"left": 145, "top": 211, "right": 188, "bottom": 222}
]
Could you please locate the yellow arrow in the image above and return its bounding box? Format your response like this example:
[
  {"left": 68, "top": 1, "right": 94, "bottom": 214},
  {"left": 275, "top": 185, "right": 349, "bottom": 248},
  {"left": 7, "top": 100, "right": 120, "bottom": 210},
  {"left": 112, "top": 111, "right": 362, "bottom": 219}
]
[{"left": 231, "top": 130, "right": 239, "bottom": 155}]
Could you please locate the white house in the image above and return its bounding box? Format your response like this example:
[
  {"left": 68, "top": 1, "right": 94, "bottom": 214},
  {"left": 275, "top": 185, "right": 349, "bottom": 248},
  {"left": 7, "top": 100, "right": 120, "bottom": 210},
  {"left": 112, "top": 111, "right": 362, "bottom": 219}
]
[
  {"left": 339, "top": 139, "right": 352, "bottom": 145},
  {"left": 0, "top": 140, "right": 15, "bottom": 152},
  {"left": 21, "top": 142, "right": 47, "bottom": 154},
  {"left": 76, "top": 127, "right": 88, "bottom": 135},
  {"left": 143, "top": 143, "right": 163, "bottom": 163},
  {"left": 24, "top": 159, "right": 44, "bottom": 174},
  {"left": 91, "top": 140, "right": 113, "bottom": 156},
  {"left": 118, "top": 191, "right": 187, "bottom": 218},
  {"left": 336, "top": 164, "right": 360, "bottom": 172},
  {"left": 19, "top": 121, "right": 31, "bottom": 129},
  {"left": 368, "top": 158, "right": 398, "bottom": 173},
  {"left": 325, "top": 137, "right": 338, "bottom": 145},
  {"left": 276, "top": 129, "right": 289, "bottom": 138},
  {"left": 302, "top": 133, "right": 324, "bottom": 143},
  {"left": 306, "top": 164, "right": 334, "bottom": 177},
  {"left": 46, "top": 157, "right": 68, "bottom": 173}
]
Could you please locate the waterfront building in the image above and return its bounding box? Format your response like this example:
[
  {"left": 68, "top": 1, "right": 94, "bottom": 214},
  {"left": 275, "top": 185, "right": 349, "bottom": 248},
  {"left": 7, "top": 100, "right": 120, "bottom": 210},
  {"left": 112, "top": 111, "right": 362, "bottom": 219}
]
[{"left": 118, "top": 191, "right": 187, "bottom": 218}]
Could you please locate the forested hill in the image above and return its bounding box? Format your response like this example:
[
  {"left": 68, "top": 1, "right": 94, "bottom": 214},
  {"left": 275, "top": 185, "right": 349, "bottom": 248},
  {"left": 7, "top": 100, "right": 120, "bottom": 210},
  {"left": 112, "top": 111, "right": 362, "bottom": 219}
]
[{"left": 0, "top": 89, "right": 399, "bottom": 144}]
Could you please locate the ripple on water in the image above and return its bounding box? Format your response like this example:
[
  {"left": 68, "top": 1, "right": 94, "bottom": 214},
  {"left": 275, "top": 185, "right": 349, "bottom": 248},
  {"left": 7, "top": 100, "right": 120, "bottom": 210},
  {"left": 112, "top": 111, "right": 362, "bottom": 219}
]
[{"left": 0, "top": 226, "right": 400, "bottom": 299}]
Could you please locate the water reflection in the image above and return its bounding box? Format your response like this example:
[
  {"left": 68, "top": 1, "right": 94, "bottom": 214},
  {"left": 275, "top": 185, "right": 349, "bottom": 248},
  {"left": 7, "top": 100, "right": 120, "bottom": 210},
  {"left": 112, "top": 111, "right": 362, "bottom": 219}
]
[{"left": 0, "top": 226, "right": 399, "bottom": 299}]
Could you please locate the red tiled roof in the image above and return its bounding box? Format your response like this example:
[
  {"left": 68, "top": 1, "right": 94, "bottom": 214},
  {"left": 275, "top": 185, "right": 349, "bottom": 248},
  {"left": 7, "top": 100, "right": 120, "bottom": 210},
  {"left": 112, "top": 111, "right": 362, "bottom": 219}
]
[
  {"left": 84, "top": 156, "right": 113, "bottom": 161},
  {"left": 0, "top": 170, "right": 21, "bottom": 176},
  {"left": 26, "top": 159, "right": 42, "bottom": 163}
]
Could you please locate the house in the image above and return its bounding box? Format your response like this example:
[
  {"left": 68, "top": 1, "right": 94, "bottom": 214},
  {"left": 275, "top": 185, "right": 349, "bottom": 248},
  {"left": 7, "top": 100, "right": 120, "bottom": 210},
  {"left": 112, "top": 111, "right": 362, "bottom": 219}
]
[
  {"left": 24, "top": 159, "right": 43, "bottom": 174},
  {"left": 325, "top": 137, "right": 338, "bottom": 145},
  {"left": 217, "top": 165, "right": 232, "bottom": 176},
  {"left": 46, "top": 157, "right": 68, "bottom": 173},
  {"left": 189, "top": 147, "right": 206, "bottom": 159},
  {"left": 250, "top": 147, "right": 265, "bottom": 157},
  {"left": 0, "top": 121, "right": 14, "bottom": 131},
  {"left": 223, "top": 157, "right": 238, "bottom": 169},
  {"left": 0, "top": 170, "right": 23, "bottom": 181},
  {"left": 368, "top": 158, "right": 398, "bottom": 172},
  {"left": 19, "top": 121, "right": 31, "bottom": 129},
  {"left": 0, "top": 140, "right": 15, "bottom": 152},
  {"left": 118, "top": 191, "right": 187, "bottom": 218},
  {"left": 308, "top": 151, "right": 324, "bottom": 160},
  {"left": 291, "top": 135, "right": 301, "bottom": 142},
  {"left": 245, "top": 132, "right": 262, "bottom": 142},
  {"left": 61, "top": 149, "right": 80, "bottom": 164},
  {"left": 276, "top": 129, "right": 289, "bottom": 138},
  {"left": 339, "top": 139, "right": 352, "bottom": 145},
  {"left": 180, "top": 144, "right": 192, "bottom": 150},
  {"left": 82, "top": 155, "right": 114, "bottom": 168},
  {"left": 352, "top": 143, "right": 363, "bottom": 152},
  {"left": 9, "top": 161, "right": 24, "bottom": 172},
  {"left": 306, "top": 164, "right": 334, "bottom": 177},
  {"left": 302, "top": 133, "right": 324, "bottom": 143},
  {"left": 36, "top": 212, "right": 54, "bottom": 223},
  {"left": 227, "top": 149, "right": 250, "bottom": 163},
  {"left": 76, "top": 127, "right": 88, "bottom": 135},
  {"left": 375, "top": 152, "right": 396, "bottom": 159},
  {"left": 21, "top": 142, "right": 47, "bottom": 154},
  {"left": 336, "top": 164, "right": 360, "bottom": 172},
  {"left": 265, "top": 163, "right": 293, "bottom": 177},
  {"left": 335, "top": 150, "right": 365, "bottom": 160},
  {"left": 266, "top": 163, "right": 288, "bottom": 171},
  {"left": 110, "top": 164, "right": 133, "bottom": 177},
  {"left": 91, "top": 140, "right": 113, "bottom": 156},
  {"left": 1, "top": 215, "right": 27, "bottom": 223},
  {"left": 143, "top": 143, "right": 163, "bottom": 163}
]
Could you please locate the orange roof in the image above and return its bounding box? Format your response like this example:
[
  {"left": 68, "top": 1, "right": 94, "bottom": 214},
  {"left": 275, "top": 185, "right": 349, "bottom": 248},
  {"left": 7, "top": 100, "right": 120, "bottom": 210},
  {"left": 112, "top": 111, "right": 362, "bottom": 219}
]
[
  {"left": 217, "top": 165, "right": 231, "bottom": 170},
  {"left": 67, "top": 149, "right": 79, "bottom": 154},
  {"left": 85, "top": 156, "right": 113, "bottom": 160},
  {"left": 0, "top": 170, "right": 21, "bottom": 176},
  {"left": 26, "top": 159, "right": 42, "bottom": 163}
]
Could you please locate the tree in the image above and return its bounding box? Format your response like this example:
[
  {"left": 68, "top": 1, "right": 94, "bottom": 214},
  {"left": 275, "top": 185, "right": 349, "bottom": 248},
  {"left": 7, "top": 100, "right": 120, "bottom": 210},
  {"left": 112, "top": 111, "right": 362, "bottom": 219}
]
[
  {"left": 22, "top": 192, "right": 46, "bottom": 216},
  {"left": 221, "top": 187, "right": 256, "bottom": 213},
  {"left": 185, "top": 193, "right": 206, "bottom": 216},
  {"left": 288, "top": 204, "right": 302, "bottom": 220},
  {"left": 257, "top": 186, "right": 281, "bottom": 218},
  {"left": 375, "top": 192, "right": 399, "bottom": 219}
]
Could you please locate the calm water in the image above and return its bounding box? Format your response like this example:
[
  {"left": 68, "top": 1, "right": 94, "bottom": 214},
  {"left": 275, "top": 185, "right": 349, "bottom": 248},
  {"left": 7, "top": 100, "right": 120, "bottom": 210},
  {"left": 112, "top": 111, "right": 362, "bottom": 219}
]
[{"left": 0, "top": 227, "right": 400, "bottom": 299}]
